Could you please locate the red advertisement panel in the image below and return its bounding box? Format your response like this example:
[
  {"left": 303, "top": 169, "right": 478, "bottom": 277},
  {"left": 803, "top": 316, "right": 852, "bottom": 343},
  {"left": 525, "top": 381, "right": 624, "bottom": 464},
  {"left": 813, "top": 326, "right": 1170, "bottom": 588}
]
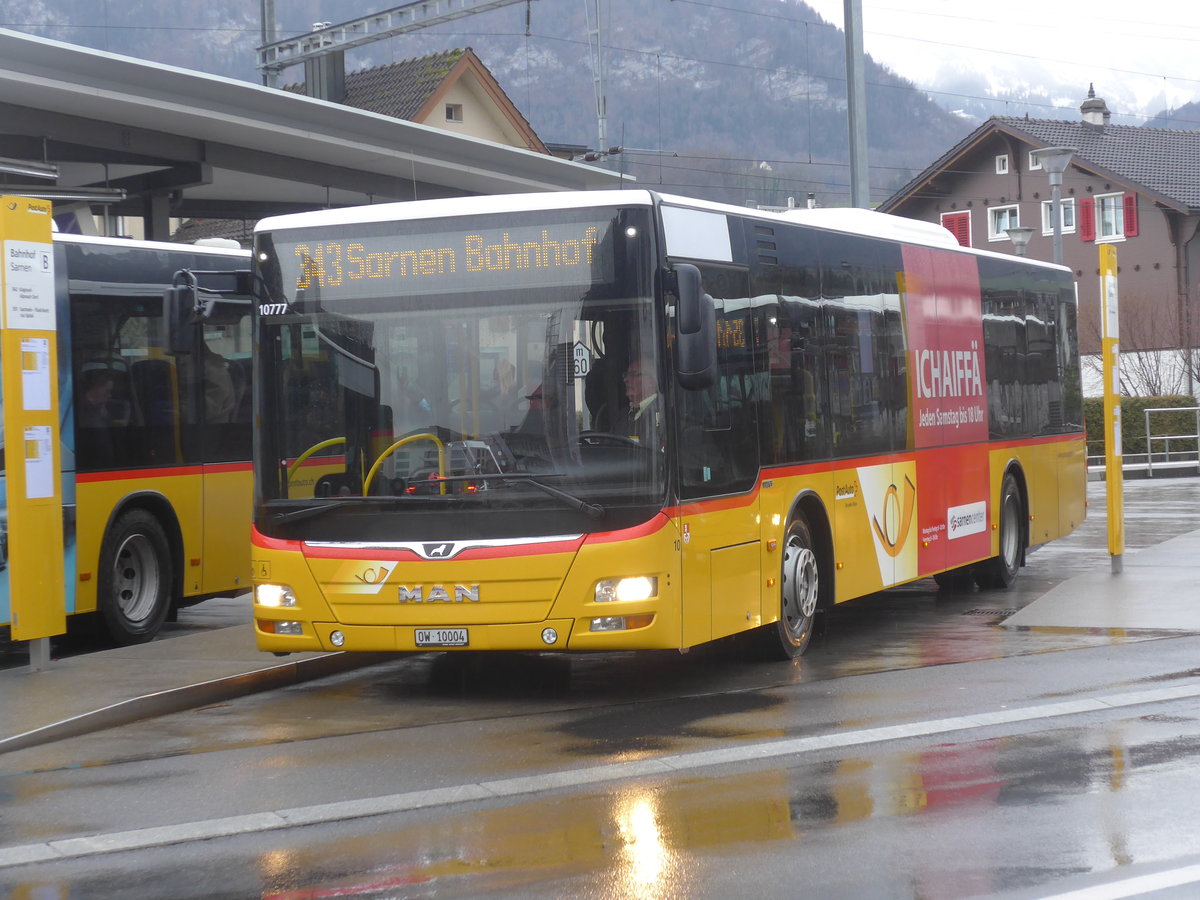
[
  {"left": 901, "top": 247, "right": 992, "bottom": 574},
  {"left": 901, "top": 246, "right": 988, "bottom": 450}
]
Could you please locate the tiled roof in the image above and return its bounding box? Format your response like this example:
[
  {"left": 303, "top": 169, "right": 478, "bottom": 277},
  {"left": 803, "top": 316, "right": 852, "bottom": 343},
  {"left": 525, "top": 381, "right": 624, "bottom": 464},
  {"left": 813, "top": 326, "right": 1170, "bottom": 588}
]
[
  {"left": 348, "top": 48, "right": 465, "bottom": 120},
  {"left": 883, "top": 113, "right": 1200, "bottom": 214},
  {"left": 994, "top": 117, "right": 1200, "bottom": 211},
  {"left": 283, "top": 48, "right": 466, "bottom": 119}
]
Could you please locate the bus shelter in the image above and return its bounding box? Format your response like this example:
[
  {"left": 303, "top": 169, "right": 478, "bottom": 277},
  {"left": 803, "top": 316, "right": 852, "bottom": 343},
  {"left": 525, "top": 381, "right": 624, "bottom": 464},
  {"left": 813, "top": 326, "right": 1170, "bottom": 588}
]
[{"left": 0, "top": 28, "right": 621, "bottom": 240}]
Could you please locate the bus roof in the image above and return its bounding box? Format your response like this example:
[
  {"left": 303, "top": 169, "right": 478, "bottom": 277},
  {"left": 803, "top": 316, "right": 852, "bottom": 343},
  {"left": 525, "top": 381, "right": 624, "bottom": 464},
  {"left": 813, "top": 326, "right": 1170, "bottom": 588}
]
[
  {"left": 55, "top": 232, "right": 251, "bottom": 259},
  {"left": 256, "top": 190, "right": 1069, "bottom": 272}
]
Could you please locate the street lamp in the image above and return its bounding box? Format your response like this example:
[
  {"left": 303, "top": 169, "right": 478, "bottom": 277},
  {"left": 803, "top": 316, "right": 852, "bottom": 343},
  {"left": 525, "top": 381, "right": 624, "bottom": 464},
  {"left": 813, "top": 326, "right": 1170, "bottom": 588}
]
[
  {"left": 1006, "top": 226, "right": 1035, "bottom": 256},
  {"left": 1030, "top": 147, "right": 1077, "bottom": 266}
]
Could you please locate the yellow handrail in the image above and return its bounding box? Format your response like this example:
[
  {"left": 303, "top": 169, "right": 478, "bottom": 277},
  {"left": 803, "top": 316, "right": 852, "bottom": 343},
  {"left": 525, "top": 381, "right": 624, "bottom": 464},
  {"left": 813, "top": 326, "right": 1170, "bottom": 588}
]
[
  {"left": 363, "top": 432, "right": 447, "bottom": 496},
  {"left": 286, "top": 437, "right": 346, "bottom": 483}
]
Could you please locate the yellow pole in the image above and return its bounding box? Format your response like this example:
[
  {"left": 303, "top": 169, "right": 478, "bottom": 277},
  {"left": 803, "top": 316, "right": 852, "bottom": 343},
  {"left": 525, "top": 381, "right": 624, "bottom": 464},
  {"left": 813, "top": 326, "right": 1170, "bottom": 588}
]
[
  {"left": 1100, "top": 244, "right": 1124, "bottom": 573},
  {"left": 1, "top": 196, "right": 66, "bottom": 665}
]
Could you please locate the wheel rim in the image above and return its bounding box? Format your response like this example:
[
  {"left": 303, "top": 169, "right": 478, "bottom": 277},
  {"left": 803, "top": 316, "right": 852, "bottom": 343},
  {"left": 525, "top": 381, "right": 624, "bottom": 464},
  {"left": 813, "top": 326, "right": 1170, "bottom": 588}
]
[
  {"left": 112, "top": 533, "right": 161, "bottom": 624},
  {"left": 781, "top": 533, "right": 819, "bottom": 638},
  {"left": 1000, "top": 490, "right": 1020, "bottom": 570}
]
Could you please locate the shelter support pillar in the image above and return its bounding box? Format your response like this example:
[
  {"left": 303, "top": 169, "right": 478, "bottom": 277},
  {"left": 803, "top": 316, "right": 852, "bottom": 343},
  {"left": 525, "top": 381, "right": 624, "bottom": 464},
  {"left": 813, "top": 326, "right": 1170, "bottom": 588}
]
[
  {"left": 142, "top": 191, "right": 172, "bottom": 242},
  {"left": 1166, "top": 211, "right": 1200, "bottom": 397}
]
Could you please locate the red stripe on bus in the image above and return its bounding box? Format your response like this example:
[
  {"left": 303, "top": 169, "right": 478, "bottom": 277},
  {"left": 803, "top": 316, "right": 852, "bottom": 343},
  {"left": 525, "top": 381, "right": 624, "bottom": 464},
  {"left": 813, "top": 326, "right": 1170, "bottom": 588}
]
[
  {"left": 253, "top": 527, "right": 299, "bottom": 551},
  {"left": 296, "top": 537, "right": 586, "bottom": 562},
  {"left": 77, "top": 466, "right": 205, "bottom": 483},
  {"left": 584, "top": 512, "right": 672, "bottom": 544},
  {"left": 76, "top": 460, "right": 252, "bottom": 483}
]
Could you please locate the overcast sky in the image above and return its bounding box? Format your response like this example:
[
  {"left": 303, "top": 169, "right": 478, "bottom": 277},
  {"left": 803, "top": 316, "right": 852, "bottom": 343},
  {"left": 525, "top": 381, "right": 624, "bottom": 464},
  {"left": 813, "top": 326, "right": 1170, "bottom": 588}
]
[{"left": 800, "top": 0, "right": 1199, "bottom": 121}]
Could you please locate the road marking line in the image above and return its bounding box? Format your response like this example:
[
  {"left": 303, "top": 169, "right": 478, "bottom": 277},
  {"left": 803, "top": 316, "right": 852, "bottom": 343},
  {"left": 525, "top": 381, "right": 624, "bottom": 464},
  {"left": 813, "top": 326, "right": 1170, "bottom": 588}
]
[
  {"left": 3, "top": 679, "right": 1200, "bottom": 869},
  {"left": 1036, "top": 862, "right": 1200, "bottom": 899}
]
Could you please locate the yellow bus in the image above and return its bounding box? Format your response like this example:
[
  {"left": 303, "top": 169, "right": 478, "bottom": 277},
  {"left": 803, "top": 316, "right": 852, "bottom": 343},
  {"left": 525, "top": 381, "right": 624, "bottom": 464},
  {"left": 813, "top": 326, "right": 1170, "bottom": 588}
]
[
  {"left": 249, "top": 191, "right": 1085, "bottom": 659},
  {"left": 0, "top": 234, "right": 252, "bottom": 645}
]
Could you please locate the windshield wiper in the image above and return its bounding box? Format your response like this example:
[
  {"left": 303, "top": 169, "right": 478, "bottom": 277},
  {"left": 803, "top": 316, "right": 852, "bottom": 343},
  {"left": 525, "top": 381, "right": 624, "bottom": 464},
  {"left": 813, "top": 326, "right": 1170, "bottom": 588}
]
[
  {"left": 269, "top": 496, "right": 400, "bottom": 525},
  {"left": 435, "top": 473, "right": 605, "bottom": 520}
]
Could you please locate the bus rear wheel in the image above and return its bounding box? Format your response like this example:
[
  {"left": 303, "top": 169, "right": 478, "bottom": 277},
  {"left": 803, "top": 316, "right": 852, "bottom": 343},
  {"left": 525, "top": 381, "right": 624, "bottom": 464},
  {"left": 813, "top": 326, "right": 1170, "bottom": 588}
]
[
  {"left": 755, "top": 515, "right": 820, "bottom": 660},
  {"left": 974, "top": 473, "right": 1023, "bottom": 589},
  {"left": 97, "top": 510, "right": 173, "bottom": 645}
]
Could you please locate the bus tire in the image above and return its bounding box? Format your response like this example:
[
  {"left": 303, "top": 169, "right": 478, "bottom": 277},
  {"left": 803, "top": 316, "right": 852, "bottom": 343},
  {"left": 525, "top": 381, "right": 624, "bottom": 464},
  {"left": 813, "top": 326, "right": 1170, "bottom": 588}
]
[
  {"left": 756, "top": 515, "right": 821, "bottom": 659},
  {"left": 97, "top": 509, "right": 173, "bottom": 645},
  {"left": 974, "top": 473, "right": 1023, "bottom": 590},
  {"left": 933, "top": 567, "right": 975, "bottom": 593}
]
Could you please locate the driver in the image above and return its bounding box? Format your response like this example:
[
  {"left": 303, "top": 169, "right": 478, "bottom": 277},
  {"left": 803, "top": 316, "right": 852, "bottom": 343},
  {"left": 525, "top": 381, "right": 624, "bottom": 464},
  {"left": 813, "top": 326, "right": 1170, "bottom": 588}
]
[{"left": 619, "top": 356, "right": 662, "bottom": 445}]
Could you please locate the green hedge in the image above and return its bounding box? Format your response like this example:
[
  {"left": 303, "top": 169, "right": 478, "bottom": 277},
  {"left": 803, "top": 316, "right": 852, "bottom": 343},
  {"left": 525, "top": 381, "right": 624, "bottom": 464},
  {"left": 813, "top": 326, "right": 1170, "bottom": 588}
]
[{"left": 1084, "top": 395, "right": 1199, "bottom": 456}]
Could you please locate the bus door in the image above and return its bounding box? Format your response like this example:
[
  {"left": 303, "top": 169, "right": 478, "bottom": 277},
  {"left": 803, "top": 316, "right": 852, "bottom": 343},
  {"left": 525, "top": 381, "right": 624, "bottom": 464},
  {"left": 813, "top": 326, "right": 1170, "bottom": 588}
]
[
  {"left": 825, "top": 236, "right": 913, "bottom": 595},
  {"left": 676, "top": 266, "right": 763, "bottom": 645},
  {"left": 195, "top": 313, "right": 253, "bottom": 596}
]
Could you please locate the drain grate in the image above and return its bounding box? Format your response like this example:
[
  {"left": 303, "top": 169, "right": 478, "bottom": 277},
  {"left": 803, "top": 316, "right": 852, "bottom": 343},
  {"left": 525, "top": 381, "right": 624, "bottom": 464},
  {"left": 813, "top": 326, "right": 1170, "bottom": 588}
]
[{"left": 961, "top": 607, "right": 1019, "bottom": 617}]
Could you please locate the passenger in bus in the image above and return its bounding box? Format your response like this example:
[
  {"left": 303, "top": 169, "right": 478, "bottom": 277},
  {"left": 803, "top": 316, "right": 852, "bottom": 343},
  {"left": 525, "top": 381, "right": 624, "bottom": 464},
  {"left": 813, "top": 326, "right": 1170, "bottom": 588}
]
[
  {"left": 180, "top": 341, "right": 238, "bottom": 424},
  {"left": 77, "top": 368, "right": 122, "bottom": 467},
  {"left": 200, "top": 343, "right": 237, "bottom": 423}
]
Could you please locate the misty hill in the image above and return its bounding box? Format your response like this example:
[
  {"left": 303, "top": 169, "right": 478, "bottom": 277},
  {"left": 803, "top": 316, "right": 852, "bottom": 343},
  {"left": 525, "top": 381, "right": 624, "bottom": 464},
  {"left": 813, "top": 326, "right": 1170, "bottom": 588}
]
[
  {"left": 1145, "top": 101, "right": 1200, "bottom": 131},
  {"left": 1, "top": 0, "right": 972, "bottom": 205}
]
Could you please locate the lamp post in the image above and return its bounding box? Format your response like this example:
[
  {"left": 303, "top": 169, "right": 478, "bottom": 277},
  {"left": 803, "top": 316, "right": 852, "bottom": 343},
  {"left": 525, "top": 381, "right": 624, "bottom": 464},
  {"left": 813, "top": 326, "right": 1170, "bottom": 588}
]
[
  {"left": 1030, "top": 147, "right": 1077, "bottom": 266},
  {"left": 1006, "top": 226, "right": 1035, "bottom": 257}
]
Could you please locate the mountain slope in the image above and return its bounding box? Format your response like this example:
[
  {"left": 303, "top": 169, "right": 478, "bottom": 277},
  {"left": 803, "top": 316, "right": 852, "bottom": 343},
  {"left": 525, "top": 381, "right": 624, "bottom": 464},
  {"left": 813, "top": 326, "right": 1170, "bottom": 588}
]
[{"left": 0, "top": 0, "right": 972, "bottom": 205}]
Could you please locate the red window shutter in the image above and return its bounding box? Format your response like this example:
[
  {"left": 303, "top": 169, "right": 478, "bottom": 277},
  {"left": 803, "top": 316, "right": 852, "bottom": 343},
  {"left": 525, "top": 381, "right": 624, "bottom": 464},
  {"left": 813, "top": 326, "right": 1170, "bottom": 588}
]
[
  {"left": 1123, "top": 193, "right": 1139, "bottom": 237},
  {"left": 941, "top": 211, "right": 971, "bottom": 248},
  {"left": 1079, "top": 197, "right": 1096, "bottom": 242}
]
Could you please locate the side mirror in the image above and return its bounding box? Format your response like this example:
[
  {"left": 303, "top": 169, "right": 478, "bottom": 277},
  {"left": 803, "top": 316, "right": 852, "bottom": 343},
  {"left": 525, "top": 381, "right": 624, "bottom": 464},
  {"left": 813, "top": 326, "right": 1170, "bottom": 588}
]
[
  {"left": 164, "top": 269, "right": 253, "bottom": 354},
  {"left": 674, "top": 263, "right": 716, "bottom": 390},
  {"left": 164, "top": 270, "right": 199, "bottom": 355}
]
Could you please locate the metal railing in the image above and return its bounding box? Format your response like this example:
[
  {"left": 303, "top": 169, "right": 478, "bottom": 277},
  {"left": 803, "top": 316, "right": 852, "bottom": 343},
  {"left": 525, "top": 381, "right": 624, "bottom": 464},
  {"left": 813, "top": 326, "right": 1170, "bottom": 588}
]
[{"left": 1144, "top": 406, "right": 1200, "bottom": 477}]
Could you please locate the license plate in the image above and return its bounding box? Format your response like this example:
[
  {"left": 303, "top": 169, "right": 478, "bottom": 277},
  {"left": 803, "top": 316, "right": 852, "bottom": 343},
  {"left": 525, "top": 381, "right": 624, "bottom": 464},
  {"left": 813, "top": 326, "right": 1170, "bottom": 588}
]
[{"left": 415, "top": 627, "right": 469, "bottom": 647}]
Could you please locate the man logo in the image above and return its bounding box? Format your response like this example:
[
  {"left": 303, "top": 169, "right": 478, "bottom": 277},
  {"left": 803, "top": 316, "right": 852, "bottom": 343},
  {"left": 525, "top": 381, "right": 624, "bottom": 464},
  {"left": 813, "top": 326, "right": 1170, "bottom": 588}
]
[
  {"left": 398, "top": 584, "right": 481, "bottom": 603},
  {"left": 424, "top": 543, "right": 454, "bottom": 559}
]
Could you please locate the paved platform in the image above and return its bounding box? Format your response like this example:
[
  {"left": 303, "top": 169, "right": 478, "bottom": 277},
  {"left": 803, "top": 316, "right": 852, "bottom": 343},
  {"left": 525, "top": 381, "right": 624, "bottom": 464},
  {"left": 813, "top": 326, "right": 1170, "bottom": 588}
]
[
  {"left": 3, "top": 526, "right": 1199, "bottom": 757},
  {"left": 1004, "top": 528, "right": 1200, "bottom": 632},
  {"left": 0, "top": 616, "right": 386, "bottom": 755}
]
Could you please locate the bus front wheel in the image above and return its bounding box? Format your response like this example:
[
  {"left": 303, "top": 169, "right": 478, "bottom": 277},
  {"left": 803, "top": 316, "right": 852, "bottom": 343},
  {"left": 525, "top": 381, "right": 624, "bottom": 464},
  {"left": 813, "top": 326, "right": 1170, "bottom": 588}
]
[
  {"left": 97, "top": 509, "right": 173, "bottom": 645},
  {"left": 755, "top": 515, "right": 821, "bottom": 659},
  {"left": 975, "top": 473, "right": 1023, "bottom": 589}
]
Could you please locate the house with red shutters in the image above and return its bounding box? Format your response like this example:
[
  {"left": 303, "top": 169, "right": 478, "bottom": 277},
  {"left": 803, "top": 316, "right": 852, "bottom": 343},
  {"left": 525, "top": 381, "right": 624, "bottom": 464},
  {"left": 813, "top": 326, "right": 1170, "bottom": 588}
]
[{"left": 880, "top": 87, "right": 1200, "bottom": 390}]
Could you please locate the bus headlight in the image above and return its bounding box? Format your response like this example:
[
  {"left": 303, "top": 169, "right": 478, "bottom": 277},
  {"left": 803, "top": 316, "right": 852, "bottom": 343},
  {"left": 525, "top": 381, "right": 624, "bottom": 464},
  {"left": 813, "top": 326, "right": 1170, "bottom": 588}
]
[
  {"left": 594, "top": 576, "right": 657, "bottom": 603},
  {"left": 255, "top": 584, "right": 297, "bottom": 608}
]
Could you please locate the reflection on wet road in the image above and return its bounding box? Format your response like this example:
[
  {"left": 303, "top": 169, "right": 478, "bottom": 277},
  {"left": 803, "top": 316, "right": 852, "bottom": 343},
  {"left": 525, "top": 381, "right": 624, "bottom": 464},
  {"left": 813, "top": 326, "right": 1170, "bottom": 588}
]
[
  {"left": 17, "top": 701, "right": 1200, "bottom": 899},
  {"left": 4, "top": 478, "right": 1200, "bottom": 898}
]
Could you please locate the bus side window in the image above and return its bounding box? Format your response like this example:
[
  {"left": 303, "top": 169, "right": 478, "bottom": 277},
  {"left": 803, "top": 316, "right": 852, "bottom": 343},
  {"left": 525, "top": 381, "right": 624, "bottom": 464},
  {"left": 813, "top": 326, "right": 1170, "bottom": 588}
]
[
  {"left": 129, "top": 357, "right": 181, "bottom": 465},
  {"left": 76, "top": 366, "right": 129, "bottom": 470}
]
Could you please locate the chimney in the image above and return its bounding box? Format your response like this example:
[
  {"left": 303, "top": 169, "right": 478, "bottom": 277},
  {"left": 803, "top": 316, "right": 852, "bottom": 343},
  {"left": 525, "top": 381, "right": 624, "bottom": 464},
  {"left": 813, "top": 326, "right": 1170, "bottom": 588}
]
[{"left": 1080, "top": 84, "right": 1111, "bottom": 130}]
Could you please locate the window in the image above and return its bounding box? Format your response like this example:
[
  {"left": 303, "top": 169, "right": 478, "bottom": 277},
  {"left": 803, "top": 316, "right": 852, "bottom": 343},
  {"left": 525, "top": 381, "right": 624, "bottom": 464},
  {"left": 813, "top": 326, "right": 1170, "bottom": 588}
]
[
  {"left": 1096, "top": 192, "right": 1124, "bottom": 241},
  {"left": 995, "top": 154, "right": 1009, "bottom": 175},
  {"left": 445, "top": 103, "right": 463, "bottom": 123},
  {"left": 1079, "top": 192, "right": 1137, "bottom": 242},
  {"left": 988, "top": 205, "right": 1020, "bottom": 241},
  {"left": 1040, "top": 198, "right": 1076, "bottom": 235},
  {"left": 1028, "top": 151, "right": 1043, "bottom": 171},
  {"left": 940, "top": 211, "right": 971, "bottom": 247}
]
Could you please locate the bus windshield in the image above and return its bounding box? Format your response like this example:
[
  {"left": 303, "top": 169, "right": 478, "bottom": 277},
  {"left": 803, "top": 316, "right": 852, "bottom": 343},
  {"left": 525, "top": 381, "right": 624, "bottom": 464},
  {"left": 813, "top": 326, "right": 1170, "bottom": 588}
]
[{"left": 253, "top": 206, "right": 663, "bottom": 542}]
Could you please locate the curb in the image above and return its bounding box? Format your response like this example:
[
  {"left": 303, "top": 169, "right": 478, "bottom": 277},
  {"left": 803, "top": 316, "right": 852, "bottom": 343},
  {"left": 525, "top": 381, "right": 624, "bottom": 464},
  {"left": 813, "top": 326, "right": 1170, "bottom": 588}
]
[{"left": 0, "top": 651, "right": 389, "bottom": 756}]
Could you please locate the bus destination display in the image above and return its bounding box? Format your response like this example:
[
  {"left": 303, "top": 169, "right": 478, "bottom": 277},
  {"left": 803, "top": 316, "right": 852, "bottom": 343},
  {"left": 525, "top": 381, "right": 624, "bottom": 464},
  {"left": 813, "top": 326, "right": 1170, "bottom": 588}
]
[{"left": 278, "top": 219, "right": 615, "bottom": 301}]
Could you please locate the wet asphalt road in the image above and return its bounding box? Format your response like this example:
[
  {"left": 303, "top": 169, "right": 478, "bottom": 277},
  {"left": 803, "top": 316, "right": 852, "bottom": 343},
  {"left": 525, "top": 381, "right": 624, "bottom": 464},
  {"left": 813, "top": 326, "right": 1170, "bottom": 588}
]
[{"left": 3, "top": 477, "right": 1200, "bottom": 898}]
